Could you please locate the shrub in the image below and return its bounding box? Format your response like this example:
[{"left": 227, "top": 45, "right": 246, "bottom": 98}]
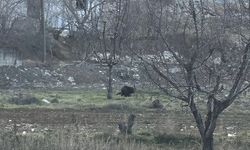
[
  {"left": 50, "top": 98, "right": 59, "bottom": 103},
  {"left": 8, "top": 95, "right": 41, "bottom": 105},
  {"left": 154, "top": 133, "right": 199, "bottom": 145}
]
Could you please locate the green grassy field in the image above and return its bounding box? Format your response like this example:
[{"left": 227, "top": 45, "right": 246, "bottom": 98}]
[
  {"left": 0, "top": 88, "right": 250, "bottom": 150},
  {"left": 0, "top": 88, "right": 173, "bottom": 110}
]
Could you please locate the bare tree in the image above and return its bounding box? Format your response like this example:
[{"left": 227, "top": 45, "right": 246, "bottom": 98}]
[
  {"left": 0, "top": 0, "right": 24, "bottom": 38},
  {"left": 95, "top": 0, "right": 130, "bottom": 99},
  {"left": 61, "top": 0, "right": 104, "bottom": 60},
  {"left": 136, "top": 0, "right": 250, "bottom": 149}
]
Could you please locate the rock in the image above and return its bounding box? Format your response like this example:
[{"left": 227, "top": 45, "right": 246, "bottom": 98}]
[
  {"left": 44, "top": 70, "right": 51, "bottom": 76},
  {"left": 22, "top": 131, "right": 27, "bottom": 135},
  {"left": 68, "top": 76, "right": 75, "bottom": 82},
  {"left": 151, "top": 99, "right": 164, "bottom": 109},
  {"left": 42, "top": 99, "right": 51, "bottom": 104},
  {"left": 68, "top": 76, "right": 76, "bottom": 85},
  {"left": 227, "top": 133, "right": 237, "bottom": 137}
]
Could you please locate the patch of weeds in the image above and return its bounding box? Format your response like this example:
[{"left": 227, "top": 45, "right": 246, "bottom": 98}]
[
  {"left": 142, "top": 120, "right": 151, "bottom": 125},
  {"left": 0, "top": 104, "right": 3, "bottom": 108},
  {"left": 99, "top": 103, "right": 142, "bottom": 112},
  {"left": 114, "top": 97, "right": 126, "bottom": 101},
  {"left": 76, "top": 98, "right": 82, "bottom": 102},
  {"left": 137, "top": 131, "right": 152, "bottom": 137},
  {"left": 8, "top": 95, "right": 41, "bottom": 105},
  {"left": 132, "top": 134, "right": 154, "bottom": 144},
  {"left": 49, "top": 94, "right": 61, "bottom": 99},
  {"left": 93, "top": 132, "right": 153, "bottom": 145},
  {"left": 93, "top": 132, "right": 114, "bottom": 141},
  {"left": 154, "top": 133, "right": 199, "bottom": 145},
  {"left": 103, "top": 103, "right": 130, "bottom": 110}
]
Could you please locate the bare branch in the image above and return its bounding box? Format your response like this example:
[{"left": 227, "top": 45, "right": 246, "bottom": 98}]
[
  {"left": 221, "top": 43, "right": 250, "bottom": 110},
  {"left": 143, "top": 65, "right": 187, "bottom": 102}
]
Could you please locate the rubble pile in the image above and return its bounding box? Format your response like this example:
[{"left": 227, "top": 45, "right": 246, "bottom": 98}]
[
  {"left": 0, "top": 61, "right": 142, "bottom": 89},
  {"left": 0, "top": 63, "right": 101, "bottom": 89}
]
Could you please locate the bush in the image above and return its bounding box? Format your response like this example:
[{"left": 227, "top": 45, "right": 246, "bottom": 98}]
[
  {"left": 50, "top": 98, "right": 59, "bottom": 103},
  {"left": 154, "top": 133, "right": 199, "bottom": 145},
  {"left": 0, "top": 129, "right": 164, "bottom": 150},
  {"left": 100, "top": 103, "right": 140, "bottom": 112},
  {"left": 8, "top": 95, "right": 41, "bottom": 105}
]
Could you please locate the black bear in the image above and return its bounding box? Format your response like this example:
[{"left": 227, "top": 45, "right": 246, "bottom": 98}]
[{"left": 117, "top": 86, "right": 135, "bottom": 97}]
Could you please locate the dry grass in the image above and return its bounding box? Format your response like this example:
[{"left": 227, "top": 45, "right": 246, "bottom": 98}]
[
  {"left": 1, "top": 126, "right": 250, "bottom": 150},
  {"left": 0, "top": 129, "right": 165, "bottom": 150}
]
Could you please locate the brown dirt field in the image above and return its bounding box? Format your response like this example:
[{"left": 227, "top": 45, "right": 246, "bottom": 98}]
[
  {"left": 0, "top": 108, "right": 179, "bottom": 126},
  {"left": 0, "top": 108, "right": 193, "bottom": 134},
  {"left": 0, "top": 108, "right": 249, "bottom": 138}
]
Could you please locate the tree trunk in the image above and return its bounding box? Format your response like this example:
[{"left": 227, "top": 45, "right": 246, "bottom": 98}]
[
  {"left": 189, "top": 97, "right": 218, "bottom": 150},
  {"left": 40, "top": 0, "right": 46, "bottom": 63},
  {"left": 202, "top": 136, "right": 214, "bottom": 150},
  {"left": 107, "top": 65, "right": 113, "bottom": 99}
]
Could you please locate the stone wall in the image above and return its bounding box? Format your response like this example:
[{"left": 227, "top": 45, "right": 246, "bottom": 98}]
[{"left": 0, "top": 48, "right": 22, "bottom": 66}]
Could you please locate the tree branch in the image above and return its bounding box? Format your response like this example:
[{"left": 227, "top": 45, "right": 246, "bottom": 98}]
[
  {"left": 143, "top": 65, "right": 187, "bottom": 102},
  {"left": 221, "top": 43, "right": 250, "bottom": 111}
]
